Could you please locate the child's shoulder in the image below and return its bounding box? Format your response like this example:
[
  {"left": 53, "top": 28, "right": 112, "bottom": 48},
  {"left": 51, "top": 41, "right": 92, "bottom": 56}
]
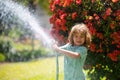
[{"left": 77, "top": 46, "right": 88, "bottom": 51}]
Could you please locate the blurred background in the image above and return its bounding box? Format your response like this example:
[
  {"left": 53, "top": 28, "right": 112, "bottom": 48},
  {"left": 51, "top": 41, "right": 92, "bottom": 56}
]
[
  {"left": 0, "top": 0, "right": 64, "bottom": 80},
  {"left": 0, "top": 0, "right": 52, "bottom": 62}
]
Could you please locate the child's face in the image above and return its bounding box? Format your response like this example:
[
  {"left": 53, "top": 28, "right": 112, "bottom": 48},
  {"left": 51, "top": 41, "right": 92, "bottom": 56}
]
[{"left": 73, "top": 32, "right": 85, "bottom": 46}]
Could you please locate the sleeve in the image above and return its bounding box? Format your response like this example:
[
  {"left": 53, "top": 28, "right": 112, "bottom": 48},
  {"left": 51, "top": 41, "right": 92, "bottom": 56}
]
[
  {"left": 76, "top": 46, "right": 87, "bottom": 59},
  {"left": 59, "top": 43, "right": 70, "bottom": 50},
  {"left": 55, "top": 43, "right": 69, "bottom": 56}
]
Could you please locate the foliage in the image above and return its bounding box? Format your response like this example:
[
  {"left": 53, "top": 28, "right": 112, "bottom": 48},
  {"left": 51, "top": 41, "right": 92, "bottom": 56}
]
[
  {"left": 15, "top": 0, "right": 50, "bottom": 14},
  {"left": 0, "top": 36, "right": 49, "bottom": 62},
  {"left": 0, "top": 37, "right": 13, "bottom": 58},
  {"left": 0, "top": 53, "right": 6, "bottom": 62},
  {"left": 49, "top": 0, "right": 120, "bottom": 80},
  {"left": 38, "top": 0, "right": 50, "bottom": 14}
]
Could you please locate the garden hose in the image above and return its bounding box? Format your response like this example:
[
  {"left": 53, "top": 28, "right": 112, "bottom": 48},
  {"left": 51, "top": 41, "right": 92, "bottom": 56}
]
[
  {"left": 50, "top": 39, "right": 59, "bottom": 80},
  {"left": 56, "top": 52, "right": 59, "bottom": 80}
]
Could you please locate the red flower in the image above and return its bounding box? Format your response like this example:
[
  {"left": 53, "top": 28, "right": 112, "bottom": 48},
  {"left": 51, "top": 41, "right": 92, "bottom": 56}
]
[
  {"left": 49, "top": 1, "right": 56, "bottom": 12},
  {"left": 63, "top": 0, "right": 67, "bottom": 7},
  {"left": 87, "top": 22, "right": 96, "bottom": 36},
  {"left": 91, "top": 0, "right": 95, "bottom": 3},
  {"left": 72, "top": 12, "right": 77, "bottom": 20},
  {"left": 116, "top": 15, "right": 120, "bottom": 21},
  {"left": 96, "top": 33, "right": 103, "bottom": 39},
  {"left": 50, "top": 14, "right": 56, "bottom": 24},
  {"left": 117, "top": 42, "right": 120, "bottom": 48},
  {"left": 54, "top": 0, "right": 60, "bottom": 4},
  {"left": 102, "top": 14, "right": 107, "bottom": 20},
  {"left": 110, "top": 21, "right": 116, "bottom": 29},
  {"left": 61, "top": 26, "right": 67, "bottom": 31},
  {"left": 108, "top": 50, "right": 120, "bottom": 61},
  {"left": 95, "top": 16, "right": 100, "bottom": 20},
  {"left": 102, "top": 8, "right": 112, "bottom": 20},
  {"left": 60, "top": 13, "right": 67, "bottom": 20},
  {"left": 58, "top": 9, "right": 64, "bottom": 16},
  {"left": 60, "top": 13, "right": 67, "bottom": 26},
  {"left": 106, "top": 8, "right": 112, "bottom": 16},
  {"left": 90, "top": 43, "right": 96, "bottom": 52},
  {"left": 108, "top": 53, "right": 117, "bottom": 61},
  {"left": 89, "top": 16, "right": 93, "bottom": 20},
  {"left": 55, "top": 19, "right": 62, "bottom": 26},
  {"left": 61, "top": 19, "right": 66, "bottom": 26},
  {"left": 63, "top": 0, "right": 73, "bottom": 7},
  {"left": 110, "top": 31, "right": 120, "bottom": 44},
  {"left": 112, "top": 0, "right": 118, "bottom": 3},
  {"left": 93, "top": 13, "right": 100, "bottom": 20},
  {"left": 113, "top": 10, "right": 120, "bottom": 16},
  {"left": 113, "top": 9, "right": 120, "bottom": 21},
  {"left": 76, "top": 0, "right": 82, "bottom": 5}
]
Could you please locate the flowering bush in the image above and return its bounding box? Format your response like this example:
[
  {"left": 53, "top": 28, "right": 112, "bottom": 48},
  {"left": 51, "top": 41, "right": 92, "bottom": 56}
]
[{"left": 49, "top": 0, "right": 120, "bottom": 79}]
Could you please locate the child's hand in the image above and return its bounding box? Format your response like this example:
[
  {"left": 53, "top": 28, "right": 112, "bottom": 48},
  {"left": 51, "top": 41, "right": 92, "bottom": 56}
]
[
  {"left": 52, "top": 41, "right": 59, "bottom": 51},
  {"left": 53, "top": 43, "right": 58, "bottom": 50}
]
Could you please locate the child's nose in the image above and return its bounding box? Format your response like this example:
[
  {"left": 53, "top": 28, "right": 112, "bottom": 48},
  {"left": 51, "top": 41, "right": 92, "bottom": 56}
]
[{"left": 77, "top": 38, "right": 81, "bottom": 41}]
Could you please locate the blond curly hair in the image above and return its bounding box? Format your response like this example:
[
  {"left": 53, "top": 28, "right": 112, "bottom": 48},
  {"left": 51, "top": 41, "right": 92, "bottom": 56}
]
[{"left": 68, "top": 23, "right": 92, "bottom": 48}]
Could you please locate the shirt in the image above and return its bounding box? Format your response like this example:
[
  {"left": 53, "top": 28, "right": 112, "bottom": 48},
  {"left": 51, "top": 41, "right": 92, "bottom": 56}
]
[{"left": 60, "top": 43, "right": 87, "bottom": 80}]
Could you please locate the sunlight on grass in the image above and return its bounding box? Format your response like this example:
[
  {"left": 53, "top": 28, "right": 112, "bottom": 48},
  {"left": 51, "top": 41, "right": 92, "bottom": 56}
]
[
  {"left": 0, "top": 56, "right": 107, "bottom": 80},
  {"left": 0, "top": 56, "right": 64, "bottom": 80}
]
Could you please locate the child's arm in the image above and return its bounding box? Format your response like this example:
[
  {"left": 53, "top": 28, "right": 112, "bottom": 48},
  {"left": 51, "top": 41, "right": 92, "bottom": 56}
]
[{"left": 53, "top": 44, "right": 80, "bottom": 58}]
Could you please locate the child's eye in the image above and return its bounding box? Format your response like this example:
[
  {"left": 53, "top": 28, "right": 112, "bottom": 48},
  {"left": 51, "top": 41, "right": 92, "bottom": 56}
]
[
  {"left": 80, "top": 36, "right": 84, "bottom": 38},
  {"left": 75, "top": 35, "right": 79, "bottom": 38}
]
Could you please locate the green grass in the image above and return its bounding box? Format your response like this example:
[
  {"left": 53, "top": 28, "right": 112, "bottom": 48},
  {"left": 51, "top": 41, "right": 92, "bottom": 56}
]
[
  {"left": 0, "top": 56, "right": 64, "bottom": 80},
  {"left": 0, "top": 56, "right": 106, "bottom": 80}
]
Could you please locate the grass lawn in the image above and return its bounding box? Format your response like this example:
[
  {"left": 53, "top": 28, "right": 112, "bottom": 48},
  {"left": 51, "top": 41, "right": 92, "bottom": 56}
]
[
  {"left": 0, "top": 56, "right": 64, "bottom": 80},
  {"left": 0, "top": 56, "right": 106, "bottom": 80}
]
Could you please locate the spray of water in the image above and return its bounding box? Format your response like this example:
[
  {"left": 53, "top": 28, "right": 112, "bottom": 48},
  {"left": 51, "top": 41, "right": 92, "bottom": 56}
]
[
  {"left": 0, "top": 1, "right": 59, "bottom": 79},
  {"left": 0, "top": 0, "right": 55, "bottom": 47}
]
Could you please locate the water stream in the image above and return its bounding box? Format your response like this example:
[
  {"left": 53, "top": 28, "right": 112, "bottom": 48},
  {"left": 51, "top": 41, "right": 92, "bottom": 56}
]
[{"left": 0, "top": 0, "right": 54, "bottom": 47}]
